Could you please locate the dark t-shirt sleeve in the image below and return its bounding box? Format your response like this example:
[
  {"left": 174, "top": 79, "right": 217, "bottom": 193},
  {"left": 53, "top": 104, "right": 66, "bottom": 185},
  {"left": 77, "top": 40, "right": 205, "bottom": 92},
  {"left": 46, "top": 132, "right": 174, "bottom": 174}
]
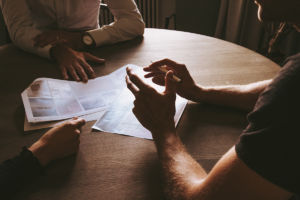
[
  {"left": 0, "top": 147, "right": 44, "bottom": 199},
  {"left": 235, "top": 53, "right": 300, "bottom": 195}
]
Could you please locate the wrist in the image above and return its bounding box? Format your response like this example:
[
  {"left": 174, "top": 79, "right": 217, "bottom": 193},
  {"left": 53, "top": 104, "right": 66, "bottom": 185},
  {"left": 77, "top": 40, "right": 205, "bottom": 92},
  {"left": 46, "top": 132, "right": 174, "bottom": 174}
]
[
  {"left": 81, "top": 32, "right": 96, "bottom": 49},
  {"left": 186, "top": 84, "right": 204, "bottom": 102},
  {"left": 154, "top": 131, "right": 183, "bottom": 157},
  {"left": 152, "top": 127, "right": 177, "bottom": 145},
  {"left": 29, "top": 142, "right": 52, "bottom": 166}
]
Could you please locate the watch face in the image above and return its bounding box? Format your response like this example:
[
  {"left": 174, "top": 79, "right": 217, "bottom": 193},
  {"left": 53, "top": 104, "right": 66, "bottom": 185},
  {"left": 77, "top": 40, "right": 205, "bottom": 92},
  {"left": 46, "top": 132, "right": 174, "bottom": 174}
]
[{"left": 83, "top": 35, "right": 93, "bottom": 46}]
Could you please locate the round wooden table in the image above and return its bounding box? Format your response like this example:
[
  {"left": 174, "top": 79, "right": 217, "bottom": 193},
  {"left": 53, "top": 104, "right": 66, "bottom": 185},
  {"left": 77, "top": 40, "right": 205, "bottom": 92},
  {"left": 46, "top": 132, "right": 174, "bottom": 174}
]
[{"left": 0, "top": 28, "right": 280, "bottom": 200}]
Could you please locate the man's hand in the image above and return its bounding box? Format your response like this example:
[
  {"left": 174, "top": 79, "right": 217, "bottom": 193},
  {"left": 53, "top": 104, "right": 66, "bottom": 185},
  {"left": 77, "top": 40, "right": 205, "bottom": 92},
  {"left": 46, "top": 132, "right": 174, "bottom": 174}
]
[
  {"left": 126, "top": 67, "right": 177, "bottom": 141},
  {"left": 29, "top": 118, "right": 86, "bottom": 166},
  {"left": 34, "top": 30, "right": 84, "bottom": 50},
  {"left": 144, "top": 59, "right": 200, "bottom": 101},
  {"left": 51, "top": 44, "right": 105, "bottom": 82}
]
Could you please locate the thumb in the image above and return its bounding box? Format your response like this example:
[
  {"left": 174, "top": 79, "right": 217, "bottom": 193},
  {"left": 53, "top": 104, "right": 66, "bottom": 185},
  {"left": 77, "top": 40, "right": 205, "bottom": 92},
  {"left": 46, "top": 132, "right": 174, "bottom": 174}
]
[
  {"left": 72, "top": 118, "right": 86, "bottom": 128},
  {"left": 164, "top": 70, "right": 176, "bottom": 95}
]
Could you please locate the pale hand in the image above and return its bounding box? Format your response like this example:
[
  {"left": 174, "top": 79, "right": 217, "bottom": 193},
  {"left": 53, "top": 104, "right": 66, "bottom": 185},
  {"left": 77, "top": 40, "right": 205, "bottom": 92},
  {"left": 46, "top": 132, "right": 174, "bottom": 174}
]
[{"left": 29, "top": 118, "right": 86, "bottom": 166}]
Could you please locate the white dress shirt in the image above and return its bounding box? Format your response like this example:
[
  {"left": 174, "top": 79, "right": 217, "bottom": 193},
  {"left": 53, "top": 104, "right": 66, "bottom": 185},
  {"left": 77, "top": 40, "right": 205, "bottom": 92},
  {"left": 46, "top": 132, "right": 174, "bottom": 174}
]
[{"left": 0, "top": 0, "right": 145, "bottom": 58}]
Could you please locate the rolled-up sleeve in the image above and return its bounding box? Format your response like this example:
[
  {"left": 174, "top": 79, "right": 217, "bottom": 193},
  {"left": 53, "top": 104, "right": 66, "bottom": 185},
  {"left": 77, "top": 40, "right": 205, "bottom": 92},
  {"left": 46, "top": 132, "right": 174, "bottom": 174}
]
[
  {"left": 1, "top": 0, "right": 51, "bottom": 58},
  {"left": 87, "top": 0, "right": 145, "bottom": 47}
]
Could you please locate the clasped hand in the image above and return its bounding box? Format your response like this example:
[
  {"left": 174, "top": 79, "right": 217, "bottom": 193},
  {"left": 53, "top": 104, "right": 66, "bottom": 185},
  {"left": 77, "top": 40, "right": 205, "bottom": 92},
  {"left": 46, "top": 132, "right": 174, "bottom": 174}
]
[{"left": 34, "top": 30, "right": 105, "bottom": 83}]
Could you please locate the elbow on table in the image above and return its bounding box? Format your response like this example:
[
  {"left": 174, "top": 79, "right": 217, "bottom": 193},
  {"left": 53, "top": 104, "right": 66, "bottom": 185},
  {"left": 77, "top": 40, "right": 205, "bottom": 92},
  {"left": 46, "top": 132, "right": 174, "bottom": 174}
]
[
  {"left": 130, "top": 17, "right": 145, "bottom": 37},
  {"left": 9, "top": 32, "right": 49, "bottom": 59},
  {"left": 120, "top": 13, "right": 145, "bottom": 36},
  {"left": 9, "top": 33, "right": 27, "bottom": 52},
  {"left": 9, "top": 32, "right": 28, "bottom": 50},
  {"left": 7, "top": 28, "right": 28, "bottom": 50}
]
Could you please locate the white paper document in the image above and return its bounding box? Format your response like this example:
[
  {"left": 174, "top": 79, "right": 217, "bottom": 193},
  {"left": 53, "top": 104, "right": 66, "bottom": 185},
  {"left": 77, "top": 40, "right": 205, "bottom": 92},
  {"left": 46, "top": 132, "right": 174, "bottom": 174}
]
[
  {"left": 92, "top": 67, "right": 188, "bottom": 140},
  {"left": 21, "top": 65, "right": 136, "bottom": 123},
  {"left": 22, "top": 64, "right": 188, "bottom": 140},
  {"left": 23, "top": 111, "right": 106, "bottom": 131}
]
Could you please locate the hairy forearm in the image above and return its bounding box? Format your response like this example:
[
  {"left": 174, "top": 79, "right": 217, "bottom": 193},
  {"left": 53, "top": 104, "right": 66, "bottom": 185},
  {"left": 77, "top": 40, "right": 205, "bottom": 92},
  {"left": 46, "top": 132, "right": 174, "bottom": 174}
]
[
  {"left": 155, "top": 133, "right": 207, "bottom": 200},
  {"left": 190, "top": 79, "right": 272, "bottom": 112}
]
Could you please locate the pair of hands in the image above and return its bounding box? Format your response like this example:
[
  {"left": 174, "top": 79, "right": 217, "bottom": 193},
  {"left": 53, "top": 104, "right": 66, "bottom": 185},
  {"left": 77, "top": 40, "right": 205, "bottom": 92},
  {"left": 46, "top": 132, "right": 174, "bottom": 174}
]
[
  {"left": 29, "top": 118, "right": 85, "bottom": 166},
  {"left": 29, "top": 58, "right": 194, "bottom": 165},
  {"left": 34, "top": 30, "right": 105, "bottom": 83},
  {"left": 126, "top": 59, "right": 198, "bottom": 141}
]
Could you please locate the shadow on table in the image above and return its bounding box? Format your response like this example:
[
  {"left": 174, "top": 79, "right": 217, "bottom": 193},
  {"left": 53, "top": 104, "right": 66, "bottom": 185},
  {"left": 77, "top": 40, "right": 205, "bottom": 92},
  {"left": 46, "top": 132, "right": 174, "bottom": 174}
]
[
  {"left": 143, "top": 160, "right": 166, "bottom": 200},
  {"left": 177, "top": 102, "right": 248, "bottom": 172},
  {"left": 13, "top": 105, "right": 25, "bottom": 133}
]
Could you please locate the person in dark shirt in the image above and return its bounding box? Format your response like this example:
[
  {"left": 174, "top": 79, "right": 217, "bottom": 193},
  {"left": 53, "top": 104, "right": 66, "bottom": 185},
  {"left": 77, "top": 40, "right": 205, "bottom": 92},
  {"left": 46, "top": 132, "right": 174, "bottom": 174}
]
[
  {"left": 236, "top": 54, "right": 300, "bottom": 196},
  {"left": 125, "top": 0, "right": 300, "bottom": 199},
  {"left": 0, "top": 117, "right": 85, "bottom": 199}
]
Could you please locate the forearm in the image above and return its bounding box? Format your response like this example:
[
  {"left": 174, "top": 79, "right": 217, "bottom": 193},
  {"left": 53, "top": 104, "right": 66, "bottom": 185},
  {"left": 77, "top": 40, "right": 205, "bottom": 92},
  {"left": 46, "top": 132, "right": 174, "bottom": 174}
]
[
  {"left": 190, "top": 79, "right": 272, "bottom": 112},
  {"left": 154, "top": 132, "right": 207, "bottom": 200},
  {"left": 88, "top": 17, "right": 144, "bottom": 46},
  {"left": 11, "top": 28, "right": 51, "bottom": 58},
  {"left": 87, "top": 0, "right": 144, "bottom": 46},
  {"left": 2, "top": 0, "right": 51, "bottom": 58}
]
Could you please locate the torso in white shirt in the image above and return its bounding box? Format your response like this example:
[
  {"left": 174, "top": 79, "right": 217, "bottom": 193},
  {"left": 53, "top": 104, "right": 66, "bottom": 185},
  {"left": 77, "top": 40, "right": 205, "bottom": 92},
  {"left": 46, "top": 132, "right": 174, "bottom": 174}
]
[{"left": 26, "top": 0, "right": 101, "bottom": 31}]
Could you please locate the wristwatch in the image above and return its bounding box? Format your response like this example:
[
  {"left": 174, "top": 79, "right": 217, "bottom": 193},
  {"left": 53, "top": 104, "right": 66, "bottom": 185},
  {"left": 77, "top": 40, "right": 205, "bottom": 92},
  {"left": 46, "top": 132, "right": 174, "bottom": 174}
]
[{"left": 81, "top": 32, "right": 95, "bottom": 48}]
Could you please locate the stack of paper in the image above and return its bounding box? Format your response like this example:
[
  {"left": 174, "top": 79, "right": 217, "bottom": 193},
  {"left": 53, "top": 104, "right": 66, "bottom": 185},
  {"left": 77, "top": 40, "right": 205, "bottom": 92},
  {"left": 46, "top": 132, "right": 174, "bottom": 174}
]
[{"left": 22, "top": 65, "right": 188, "bottom": 140}]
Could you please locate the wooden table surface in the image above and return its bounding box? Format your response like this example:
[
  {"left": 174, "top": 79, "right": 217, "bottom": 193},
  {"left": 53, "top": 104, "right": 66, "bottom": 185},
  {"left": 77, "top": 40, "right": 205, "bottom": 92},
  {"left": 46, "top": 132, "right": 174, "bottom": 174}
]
[{"left": 0, "top": 28, "right": 280, "bottom": 200}]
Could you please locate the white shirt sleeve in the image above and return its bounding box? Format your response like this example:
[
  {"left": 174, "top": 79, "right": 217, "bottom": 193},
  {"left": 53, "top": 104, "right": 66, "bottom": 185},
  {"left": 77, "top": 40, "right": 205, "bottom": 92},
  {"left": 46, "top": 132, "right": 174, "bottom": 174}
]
[
  {"left": 1, "top": 0, "right": 51, "bottom": 58},
  {"left": 87, "top": 0, "right": 145, "bottom": 47}
]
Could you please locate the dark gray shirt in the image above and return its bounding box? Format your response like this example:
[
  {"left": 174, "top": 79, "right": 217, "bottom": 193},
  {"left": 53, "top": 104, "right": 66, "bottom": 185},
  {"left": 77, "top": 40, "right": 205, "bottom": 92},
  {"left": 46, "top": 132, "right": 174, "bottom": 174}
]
[
  {"left": 0, "top": 147, "right": 43, "bottom": 199},
  {"left": 236, "top": 53, "right": 300, "bottom": 197}
]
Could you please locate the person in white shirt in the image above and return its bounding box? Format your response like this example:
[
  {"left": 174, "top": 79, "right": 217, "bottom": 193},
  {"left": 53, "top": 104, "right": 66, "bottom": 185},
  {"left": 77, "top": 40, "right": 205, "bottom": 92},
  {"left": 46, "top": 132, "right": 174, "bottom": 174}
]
[{"left": 0, "top": 0, "right": 145, "bottom": 82}]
